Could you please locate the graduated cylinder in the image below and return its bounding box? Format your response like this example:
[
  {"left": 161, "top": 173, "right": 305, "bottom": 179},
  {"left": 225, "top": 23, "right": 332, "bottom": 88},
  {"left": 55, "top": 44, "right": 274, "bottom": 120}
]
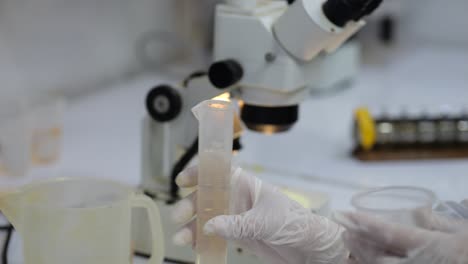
[{"left": 192, "top": 100, "right": 234, "bottom": 264}]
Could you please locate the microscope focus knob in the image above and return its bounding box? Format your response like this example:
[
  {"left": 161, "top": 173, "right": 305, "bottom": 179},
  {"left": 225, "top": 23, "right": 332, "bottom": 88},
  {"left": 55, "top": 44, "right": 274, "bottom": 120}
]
[
  {"left": 146, "top": 85, "right": 182, "bottom": 122},
  {"left": 208, "top": 59, "right": 243, "bottom": 89}
]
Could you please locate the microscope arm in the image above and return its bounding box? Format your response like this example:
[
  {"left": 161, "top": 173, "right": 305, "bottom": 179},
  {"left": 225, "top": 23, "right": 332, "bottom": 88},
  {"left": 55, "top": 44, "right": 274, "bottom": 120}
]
[{"left": 141, "top": 74, "right": 230, "bottom": 200}]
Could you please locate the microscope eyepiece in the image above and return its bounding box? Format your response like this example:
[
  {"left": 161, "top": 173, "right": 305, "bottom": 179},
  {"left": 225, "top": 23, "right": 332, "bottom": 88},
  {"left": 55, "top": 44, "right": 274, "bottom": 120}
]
[
  {"left": 208, "top": 60, "right": 244, "bottom": 89},
  {"left": 323, "top": 0, "right": 383, "bottom": 27}
]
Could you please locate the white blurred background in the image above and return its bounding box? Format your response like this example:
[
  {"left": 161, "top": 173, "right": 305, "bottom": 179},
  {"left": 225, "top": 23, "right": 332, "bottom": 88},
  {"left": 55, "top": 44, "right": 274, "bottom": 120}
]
[
  {"left": 0, "top": 0, "right": 217, "bottom": 98},
  {"left": 0, "top": 0, "right": 467, "bottom": 98}
]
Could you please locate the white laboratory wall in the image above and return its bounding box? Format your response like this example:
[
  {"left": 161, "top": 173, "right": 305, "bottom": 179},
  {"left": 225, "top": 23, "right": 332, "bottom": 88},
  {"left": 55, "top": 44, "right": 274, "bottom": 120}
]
[
  {"left": 402, "top": 0, "right": 468, "bottom": 46},
  {"left": 0, "top": 0, "right": 208, "bottom": 98},
  {"left": 359, "top": 0, "right": 468, "bottom": 63},
  {"left": 372, "top": 0, "right": 468, "bottom": 47},
  {"left": 1, "top": 0, "right": 465, "bottom": 99}
]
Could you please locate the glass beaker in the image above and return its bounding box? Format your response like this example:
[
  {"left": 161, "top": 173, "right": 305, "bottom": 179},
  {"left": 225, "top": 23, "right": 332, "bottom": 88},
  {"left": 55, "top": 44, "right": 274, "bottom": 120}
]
[
  {"left": 0, "top": 177, "right": 164, "bottom": 264},
  {"left": 351, "top": 186, "right": 436, "bottom": 228}
]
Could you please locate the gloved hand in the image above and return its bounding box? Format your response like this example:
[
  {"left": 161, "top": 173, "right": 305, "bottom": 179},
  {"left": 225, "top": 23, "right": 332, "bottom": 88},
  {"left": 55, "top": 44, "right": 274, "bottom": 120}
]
[
  {"left": 431, "top": 200, "right": 468, "bottom": 232},
  {"left": 172, "top": 166, "right": 348, "bottom": 264},
  {"left": 334, "top": 210, "right": 468, "bottom": 264}
]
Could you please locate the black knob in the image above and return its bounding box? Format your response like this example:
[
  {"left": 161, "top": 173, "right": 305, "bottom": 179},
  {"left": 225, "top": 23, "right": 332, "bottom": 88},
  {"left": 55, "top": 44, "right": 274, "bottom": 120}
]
[
  {"left": 208, "top": 59, "right": 243, "bottom": 89},
  {"left": 146, "top": 85, "right": 182, "bottom": 122},
  {"left": 379, "top": 16, "right": 395, "bottom": 45},
  {"left": 233, "top": 138, "right": 242, "bottom": 151}
]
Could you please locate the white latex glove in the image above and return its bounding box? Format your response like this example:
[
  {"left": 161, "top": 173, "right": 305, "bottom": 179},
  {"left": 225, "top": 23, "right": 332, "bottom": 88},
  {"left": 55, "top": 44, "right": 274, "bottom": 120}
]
[
  {"left": 334, "top": 211, "right": 468, "bottom": 264},
  {"left": 431, "top": 200, "right": 468, "bottom": 232},
  {"left": 172, "top": 166, "right": 348, "bottom": 264}
]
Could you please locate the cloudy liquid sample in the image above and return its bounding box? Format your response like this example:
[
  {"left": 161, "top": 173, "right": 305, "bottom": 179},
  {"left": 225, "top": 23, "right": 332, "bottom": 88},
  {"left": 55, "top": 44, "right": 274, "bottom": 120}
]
[{"left": 196, "top": 151, "right": 230, "bottom": 264}]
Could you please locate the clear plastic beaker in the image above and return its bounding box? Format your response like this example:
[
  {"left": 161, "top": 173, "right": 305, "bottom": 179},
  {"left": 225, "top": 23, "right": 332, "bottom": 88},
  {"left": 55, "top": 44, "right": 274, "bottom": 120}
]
[
  {"left": 351, "top": 186, "right": 436, "bottom": 228},
  {"left": 0, "top": 177, "right": 164, "bottom": 264}
]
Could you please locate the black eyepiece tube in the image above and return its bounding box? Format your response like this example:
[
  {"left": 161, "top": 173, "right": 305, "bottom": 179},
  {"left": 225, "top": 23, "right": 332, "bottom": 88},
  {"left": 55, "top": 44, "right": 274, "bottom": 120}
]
[
  {"left": 363, "top": 0, "right": 383, "bottom": 16},
  {"left": 323, "top": 0, "right": 383, "bottom": 27}
]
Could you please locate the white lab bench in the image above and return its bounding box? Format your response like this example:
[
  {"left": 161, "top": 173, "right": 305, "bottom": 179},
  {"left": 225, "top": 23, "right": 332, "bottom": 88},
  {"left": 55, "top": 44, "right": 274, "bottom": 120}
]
[{"left": 1, "top": 44, "right": 468, "bottom": 263}]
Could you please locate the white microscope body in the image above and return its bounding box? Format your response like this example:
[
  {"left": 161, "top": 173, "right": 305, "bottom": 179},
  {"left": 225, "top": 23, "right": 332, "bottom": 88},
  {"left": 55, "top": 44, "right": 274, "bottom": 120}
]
[
  {"left": 134, "top": 0, "right": 382, "bottom": 262},
  {"left": 215, "top": 0, "right": 364, "bottom": 106}
]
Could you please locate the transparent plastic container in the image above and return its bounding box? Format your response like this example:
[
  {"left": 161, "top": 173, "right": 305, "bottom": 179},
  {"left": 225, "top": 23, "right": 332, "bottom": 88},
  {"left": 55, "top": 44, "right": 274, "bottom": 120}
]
[
  {"left": 0, "top": 177, "right": 165, "bottom": 264},
  {"left": 28, "top": 92, "right": 65, "bottom": 165},
  {"left": 351, "top": 186, "right": 436, "bottom": 228},
  {"left": 0, "top": 91, "right": 65, "bottom": 177},
  {"left": 0, "top": 94, "right": 31, "bottom": 177},
  {"left": 192, "top": 100, "right": 234, "bottom": 264}
]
